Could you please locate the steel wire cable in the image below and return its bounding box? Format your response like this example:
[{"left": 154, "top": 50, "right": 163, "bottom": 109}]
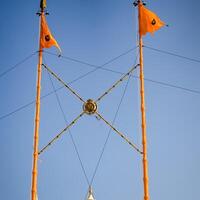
[
  {"left": 95, "top": 112, "right": 142, "bottom": 153},
  {"left": 42, "top": 63, "right": 85, "bottom": 103},
  {"left": 41, "top": 57, "right": 141, "bottom": 191},
  {"left": 95, "top": 64, "right": 139, "bottom": 102},
  {"left": 0, "top": 48, "right": 138, "bottom": 121},
  {"left": 41, "top": 57, "right": 141, "bottom": 198},
  {"left": 38, "top": 112, "right": 84, "bottom": 155},
  {"left": 43, "top": 46, "right": 138, "bottom": 68},
  {"left": 0, "top": 51, "right": 37, "bottom": 78},
  {"left": 89, "top": 52, "right": 140, "bottom": 186},
  {"left": 1, "top": 66, "right": 200, "bottom": 122},
  {"left": 1, "top": 47, "right": 200, "bottom": 121},
  {"left": 45, "top": 49, "right": 200, "bottom": 95},
  {"left": 144, "top": 45, "right": 200, "bottom": 64},
  {"left": 89, "top": 74, "right": 132, "bottom": 186},
  {"left": 46, "top": 69, "right": 90, "bottom": 185},
  {"left": 83, "top": 74, "right": 134, "bottom": 200}
]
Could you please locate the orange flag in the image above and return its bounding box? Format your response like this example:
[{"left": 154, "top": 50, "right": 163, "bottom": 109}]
[
  {"left": 40, "top": 14, "right": 61, "bottom": 52},
  {"left": 139, "top": 4, "right": 165, "bottom": 36}
]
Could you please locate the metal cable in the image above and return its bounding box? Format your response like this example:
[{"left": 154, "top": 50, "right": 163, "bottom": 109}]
[
  {"left": 46, "top": 69, "right": 90, "bottom": 185},
  {"left": 90, "top": 74, "right": 131, "bottom": 185},
  {"left": 0, "top": 67, "right": 121, "bottom": 121},
  {"left": 2, "top": 63, "right": 200, "bottom": 121},
  {"left": 144, "top": 45, "right": 200, "bottom": 64},
  {"left": 89, "top": 52, "right": 140, "bottom": 185},
  {"left": 0, "top": 69, "right": 101, "bottom": 121},
  {"left": 2, "top": 46, "right": 200, "bottom": 121},
  {"left": 41, "top": 57, "right": 140, "bottom": 188},
  {"left": 0, "top": 51, "right": 37, "bottom": 78},
  {"left": 0, "top": 100, "right": 35, "bottom": 120},
  {"left": 95, "top": 64, "right": 139, "bottom": 102},
  {"left": 42, "top": 63, "right": 85, "bottom": 103},
  {"left": 43, "top": 46, "right": 138, "bottom": 68},
  {"left": 38, "top": 112, "right": 84, "bottom": 155},
  {"left": 95, "top": 112, "right": 142, "bottom": 154}
]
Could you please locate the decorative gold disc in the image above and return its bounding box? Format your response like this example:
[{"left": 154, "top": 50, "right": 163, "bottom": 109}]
[{"left": 83, "top": 99, "right": 97, "bottom": 115}]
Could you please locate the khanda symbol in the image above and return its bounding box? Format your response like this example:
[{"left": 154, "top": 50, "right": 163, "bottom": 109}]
[
  {"left": 151, "top": 19, "right": 156, "bottom": 25},
  {"left": 45, "top": 35, "right": 51, "bottom": 42}
]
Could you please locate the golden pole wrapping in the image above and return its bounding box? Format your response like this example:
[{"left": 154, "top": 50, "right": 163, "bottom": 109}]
[
  {"left": 138, "top": 1, "right": 150, "bottom": 200},
  {"left": 31, "top": 10, "right": 43, "bottom": 200}
]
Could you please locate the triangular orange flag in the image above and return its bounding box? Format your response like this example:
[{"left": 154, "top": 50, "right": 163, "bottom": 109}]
[
  {"left": 40, "top": 14, "right": 61, "bottom": 52},
  {"left": 139, "top": 4, "right": 165, "bottom": 36}
]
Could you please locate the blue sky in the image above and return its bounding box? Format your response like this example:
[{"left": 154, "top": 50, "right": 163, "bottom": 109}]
[{"left": 0, "top": 0, "right": 200, "bottom": 200}]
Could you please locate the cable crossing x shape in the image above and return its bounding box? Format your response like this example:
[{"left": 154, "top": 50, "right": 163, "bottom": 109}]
[{"left": 39, "top": 63, "right": 142, "bottom": 155}]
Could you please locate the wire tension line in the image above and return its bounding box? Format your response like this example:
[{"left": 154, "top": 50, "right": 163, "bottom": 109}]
[
  {"left": 39, "top": 62, "right": 142, "bottom": 155},
  {"left": 96, "top": 64, "right": 139, "bottom": 102},
  {"left": 144, "top": 45, "right": 200, "bottom": 64},
  {"left": 38, "top": 112, "right": 85, "bottom": 155},
  {"left": 42, "top": 63, "right": 86, "bottom": 103},
  {"left": 0, "top": 51, "right": 37, "bottom": 79},
  {"left": 95, "top": 112, "right": 142, "bottom": 154},
  {"left": 46, "top": 68, "right": 90, "bottom": 185}
]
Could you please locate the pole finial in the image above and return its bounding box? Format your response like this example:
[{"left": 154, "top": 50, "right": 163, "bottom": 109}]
[{"left": 40, "top": 0, "right": 47, "bottom": 12}]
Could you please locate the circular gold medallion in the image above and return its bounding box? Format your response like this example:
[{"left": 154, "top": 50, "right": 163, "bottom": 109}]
[{"left": 83, "top": 99, "right": 97, "bottom": 115}]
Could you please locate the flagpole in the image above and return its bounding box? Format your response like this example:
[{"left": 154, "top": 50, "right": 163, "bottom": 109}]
[
  {"left": 31, "top": 6, "right": 44, "bottom": 200},
  {"left": 138, "top": 1, "right": 150, "bottom": 200}
]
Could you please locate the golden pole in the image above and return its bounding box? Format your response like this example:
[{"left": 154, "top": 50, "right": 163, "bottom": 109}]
[
  {"left": 138, "top": 1, "right": 150, "bottom": 200},
  {"left": 31, "top": 10, "right": 43, "bottom": 200}
]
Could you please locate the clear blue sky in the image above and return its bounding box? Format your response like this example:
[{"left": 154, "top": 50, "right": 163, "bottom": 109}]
[{"left": 0, "top": 0, "right": 200, "bottom": 200}]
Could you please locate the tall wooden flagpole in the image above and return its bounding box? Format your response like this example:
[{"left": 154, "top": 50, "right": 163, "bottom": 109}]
[
  {"left": 138, "top": 1, "right": 150, "bottom": 200},
  {"left": 31, "top": 5, "right": 44, "bottom": 200}
]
